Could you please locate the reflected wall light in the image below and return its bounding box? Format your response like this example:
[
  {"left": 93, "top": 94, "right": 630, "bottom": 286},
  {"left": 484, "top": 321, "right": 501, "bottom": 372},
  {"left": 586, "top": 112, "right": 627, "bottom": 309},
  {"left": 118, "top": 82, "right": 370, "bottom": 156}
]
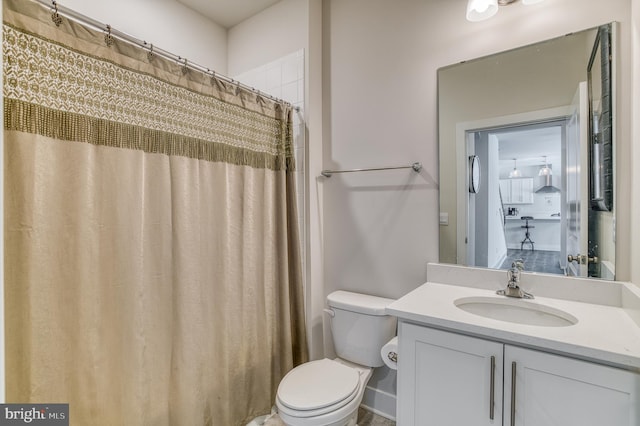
[{"left": 467, "top": 0, "right": 545, "bottom": 22}]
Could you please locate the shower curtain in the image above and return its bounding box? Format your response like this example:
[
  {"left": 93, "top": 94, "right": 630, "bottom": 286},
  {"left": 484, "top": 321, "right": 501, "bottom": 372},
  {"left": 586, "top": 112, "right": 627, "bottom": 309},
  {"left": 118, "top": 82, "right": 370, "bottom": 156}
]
[{"left": 3, "top": 1, "right": 307, "bottom": 425}]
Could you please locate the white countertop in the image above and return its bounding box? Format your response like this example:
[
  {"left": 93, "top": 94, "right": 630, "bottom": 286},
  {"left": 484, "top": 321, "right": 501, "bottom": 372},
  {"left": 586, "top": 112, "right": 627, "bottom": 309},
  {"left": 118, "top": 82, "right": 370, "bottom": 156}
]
[
  {"left": 505, "top": 215, "right": 561, "bottom": 221},
  {"left": 387, "top": 264, "right": 640, "bottom": 371}
]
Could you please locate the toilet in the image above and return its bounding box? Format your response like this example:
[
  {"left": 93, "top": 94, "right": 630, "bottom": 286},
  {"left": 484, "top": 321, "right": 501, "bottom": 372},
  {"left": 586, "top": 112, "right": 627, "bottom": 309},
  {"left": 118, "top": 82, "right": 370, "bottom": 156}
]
[{"left": 276, "top": 290, "right": 397, "bottom": 426}]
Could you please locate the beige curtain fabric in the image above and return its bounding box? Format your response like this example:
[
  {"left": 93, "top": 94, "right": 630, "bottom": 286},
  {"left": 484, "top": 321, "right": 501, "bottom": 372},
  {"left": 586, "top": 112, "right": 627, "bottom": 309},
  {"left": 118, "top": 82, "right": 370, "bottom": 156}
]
[{"left": 3, "top": 1, "right": 307, "bottom": 425}]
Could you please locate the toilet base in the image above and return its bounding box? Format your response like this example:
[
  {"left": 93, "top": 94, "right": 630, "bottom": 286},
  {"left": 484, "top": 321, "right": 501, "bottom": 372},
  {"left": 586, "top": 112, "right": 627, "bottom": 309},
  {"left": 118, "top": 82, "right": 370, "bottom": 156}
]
[
  {"left": 254, "top": 410, "right": 359, "bottom": 426},
  {"left": 277, "top": 406, "right": 358, "bottom": 426}
]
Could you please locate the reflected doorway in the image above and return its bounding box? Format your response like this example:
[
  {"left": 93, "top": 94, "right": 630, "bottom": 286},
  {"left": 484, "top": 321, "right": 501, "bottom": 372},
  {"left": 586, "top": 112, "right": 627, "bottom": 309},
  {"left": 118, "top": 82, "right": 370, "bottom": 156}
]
[{"left": 467, "top": 120, "right": 565, "bottom": 275}]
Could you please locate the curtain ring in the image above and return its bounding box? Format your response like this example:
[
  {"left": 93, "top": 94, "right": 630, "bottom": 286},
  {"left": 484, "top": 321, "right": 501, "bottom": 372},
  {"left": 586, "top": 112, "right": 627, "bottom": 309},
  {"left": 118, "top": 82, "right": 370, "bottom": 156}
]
[
  {"left": 207, "top": 69, "right": 217, "bottom": 85},
  {"left": 104, "top": 25, "right": 114, "bottom": 47},
  {"left": 51, "top": 1, "right": 63, "bottom": 27},
  {"left": 181, "top": 58, "right": 189, "bottom": 75},
  {"left": 146, "top": 43, "right": 155, "bottom": 62},
  {"left": 256, "top": 90, "right": 268, "bottom": 105}
]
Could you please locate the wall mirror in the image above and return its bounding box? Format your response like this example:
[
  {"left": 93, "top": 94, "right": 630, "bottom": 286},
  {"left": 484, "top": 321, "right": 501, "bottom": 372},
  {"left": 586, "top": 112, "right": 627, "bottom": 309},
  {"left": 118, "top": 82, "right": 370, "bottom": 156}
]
[{"left": 438, "top": 24, "right": 616, "bottom": 280}]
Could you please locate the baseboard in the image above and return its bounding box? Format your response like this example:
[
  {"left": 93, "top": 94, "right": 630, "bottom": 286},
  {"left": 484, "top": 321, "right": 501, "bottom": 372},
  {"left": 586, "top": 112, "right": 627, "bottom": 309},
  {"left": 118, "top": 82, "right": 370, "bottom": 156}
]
[{"left": 361, "top": 386, "right": 396, "bottom": 421}]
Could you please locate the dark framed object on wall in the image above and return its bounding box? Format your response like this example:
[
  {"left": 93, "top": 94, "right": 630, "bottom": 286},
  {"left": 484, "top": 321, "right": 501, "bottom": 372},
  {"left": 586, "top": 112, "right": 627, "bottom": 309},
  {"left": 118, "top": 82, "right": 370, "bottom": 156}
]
[
  {"left": 587, "top": 23, "right": 613, "bottom": 212},
  {"left": 469, "top": 155, "right": 480, "bottom": 194}
]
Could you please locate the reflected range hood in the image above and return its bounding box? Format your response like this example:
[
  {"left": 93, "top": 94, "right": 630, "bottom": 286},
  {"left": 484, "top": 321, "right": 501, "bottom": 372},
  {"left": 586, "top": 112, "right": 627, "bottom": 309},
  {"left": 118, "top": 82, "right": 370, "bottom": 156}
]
[{"left": 535, "top": 173, "right": 561, "bottom": 193}]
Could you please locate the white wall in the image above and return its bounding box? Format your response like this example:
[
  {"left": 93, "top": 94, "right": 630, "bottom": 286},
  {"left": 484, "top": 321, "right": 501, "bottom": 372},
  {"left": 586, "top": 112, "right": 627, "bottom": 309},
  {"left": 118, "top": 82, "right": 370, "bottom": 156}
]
[
  {"left": 487, "top": 135, "right": 507, "bottom": 268},
  {"left": 59, "top": 0, "right": 228, "bottom": 72},
  {"left": 472, "top": 134, "right": 506, "bottom": 269},
  {"left": 474, "top": 134, "right": 491, "bottom": 266},
  {"left": 322, "top": 0, "right": 439, "bottom": 300},
  {"left": 227, "top": 0, "right": 309, "bottom": 76}
]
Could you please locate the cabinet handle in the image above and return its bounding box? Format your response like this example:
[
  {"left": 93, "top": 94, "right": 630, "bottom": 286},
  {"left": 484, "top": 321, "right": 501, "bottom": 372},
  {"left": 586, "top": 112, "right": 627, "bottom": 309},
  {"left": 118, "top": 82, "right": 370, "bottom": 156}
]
[
  {"left": 511, "top": 361, "right": 517, "bottom": 426},
  {"left": 489, "top": 356, "right": 496, "bottom": 420}
]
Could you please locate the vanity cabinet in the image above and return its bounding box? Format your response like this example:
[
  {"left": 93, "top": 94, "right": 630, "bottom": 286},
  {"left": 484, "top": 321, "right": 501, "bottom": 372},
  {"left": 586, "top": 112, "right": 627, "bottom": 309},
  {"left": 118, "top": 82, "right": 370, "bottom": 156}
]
[
  {"left": 500, "top": 178, "right": 534, "bottom": 204},
  {"left": 397, "top": 323, "right": 639, "bottom": 426}
]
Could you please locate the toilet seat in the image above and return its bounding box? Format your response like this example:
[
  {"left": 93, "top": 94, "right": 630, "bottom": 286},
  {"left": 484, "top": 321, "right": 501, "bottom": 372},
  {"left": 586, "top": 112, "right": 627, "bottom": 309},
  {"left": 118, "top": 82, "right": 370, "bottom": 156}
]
[{"left": 277, "top": 359, "right": 361, "bottom": 418}]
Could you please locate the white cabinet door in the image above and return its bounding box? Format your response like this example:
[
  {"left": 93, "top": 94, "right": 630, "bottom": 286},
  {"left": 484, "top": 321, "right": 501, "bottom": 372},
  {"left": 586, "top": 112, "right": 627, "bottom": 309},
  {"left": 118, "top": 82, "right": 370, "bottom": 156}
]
[
  {"left": 510, "top": 179, "right": 524, "bottom": 203},
  {"left": 397, "top": 323, "right": 503, "bottom": 426},
  {"left": 504, "top": 345, "right": 640, "bottom": 426},
  {"left": 520, "top": 178, "right": 534, "bottom": 203}
]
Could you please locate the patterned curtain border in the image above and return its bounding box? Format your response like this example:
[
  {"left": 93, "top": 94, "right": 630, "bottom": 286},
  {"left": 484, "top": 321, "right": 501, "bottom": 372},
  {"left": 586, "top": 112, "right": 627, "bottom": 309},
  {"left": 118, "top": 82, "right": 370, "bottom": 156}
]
[
  {"left": 2, "top": 0, "right": 295, "bottom": 171},
  {"left": 4, "top": 98, "right": 295, "bottom": 171}
]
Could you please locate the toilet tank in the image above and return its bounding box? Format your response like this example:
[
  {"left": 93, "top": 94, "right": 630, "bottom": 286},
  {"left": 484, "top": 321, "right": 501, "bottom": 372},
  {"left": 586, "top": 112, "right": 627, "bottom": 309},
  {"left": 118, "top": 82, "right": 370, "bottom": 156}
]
[{"left": 326, "top": 291, "right": 397, "bottom": 368}]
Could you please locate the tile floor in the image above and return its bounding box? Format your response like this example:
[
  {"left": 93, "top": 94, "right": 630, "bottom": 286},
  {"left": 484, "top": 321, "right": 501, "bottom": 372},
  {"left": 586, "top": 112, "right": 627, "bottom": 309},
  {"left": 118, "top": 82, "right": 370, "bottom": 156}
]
[
  {"left": 357, "top": 407, "right": 396, "bottom": 425},
  {"left": 500, "top": 249, "right": 565, "bottom": 275}
]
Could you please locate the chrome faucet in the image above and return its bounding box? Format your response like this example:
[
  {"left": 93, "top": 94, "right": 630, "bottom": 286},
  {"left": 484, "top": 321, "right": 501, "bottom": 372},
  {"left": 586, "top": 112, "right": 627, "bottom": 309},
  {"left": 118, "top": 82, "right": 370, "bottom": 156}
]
[{"left": 497, "top": 260, "right": 534, "bottom": 299}]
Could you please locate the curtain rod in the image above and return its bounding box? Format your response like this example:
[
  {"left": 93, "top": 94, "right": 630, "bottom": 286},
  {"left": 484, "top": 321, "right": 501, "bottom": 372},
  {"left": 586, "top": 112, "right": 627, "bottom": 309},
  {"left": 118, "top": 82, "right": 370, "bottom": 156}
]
[{"left": 33, "top": 0, "right": 300, "bottom": 112}]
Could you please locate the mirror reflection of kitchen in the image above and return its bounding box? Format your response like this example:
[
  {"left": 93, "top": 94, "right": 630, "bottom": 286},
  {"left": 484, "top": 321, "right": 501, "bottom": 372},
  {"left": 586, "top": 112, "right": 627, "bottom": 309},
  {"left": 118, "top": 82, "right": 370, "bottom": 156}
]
[{"left": 467, "top": 123, "right": 564, "bottom": 276}]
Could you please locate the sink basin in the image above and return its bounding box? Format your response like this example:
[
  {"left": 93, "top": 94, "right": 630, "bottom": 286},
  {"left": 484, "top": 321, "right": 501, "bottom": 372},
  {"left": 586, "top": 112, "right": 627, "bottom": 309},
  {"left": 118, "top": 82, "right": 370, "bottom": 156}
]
[{"left": 454, "top": 296, "right": 578, "bottom": 327}]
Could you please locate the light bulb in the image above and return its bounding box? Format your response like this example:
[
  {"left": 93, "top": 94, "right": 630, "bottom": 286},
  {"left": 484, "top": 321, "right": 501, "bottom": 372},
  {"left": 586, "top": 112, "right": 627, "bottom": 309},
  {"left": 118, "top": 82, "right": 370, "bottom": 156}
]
[
  {"left": 538, "top": 166, "right": 552, "bottom": 176},
  {"left": 466, "top": 0, "right": 499, "bottom": 22},
  {"left": 538, "top": 156, "right": 552, "bottom": 176},
  {"left": 509, "top": 159, "right": 521, "bottom": 178}
]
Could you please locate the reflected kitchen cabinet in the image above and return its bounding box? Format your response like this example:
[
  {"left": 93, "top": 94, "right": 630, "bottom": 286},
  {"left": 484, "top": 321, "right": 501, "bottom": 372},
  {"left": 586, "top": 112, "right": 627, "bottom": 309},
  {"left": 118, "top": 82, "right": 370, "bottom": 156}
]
[{"left": 500, "top": 178, "right": 534, "bottom": 204}]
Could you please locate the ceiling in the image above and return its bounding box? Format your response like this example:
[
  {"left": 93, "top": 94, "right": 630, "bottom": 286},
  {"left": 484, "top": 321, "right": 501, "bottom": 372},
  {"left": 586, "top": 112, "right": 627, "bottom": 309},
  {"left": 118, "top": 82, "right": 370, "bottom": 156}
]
[
  {"left": 177, "top": 0, "right": 282, "bottom": 28},
  {"left": 496, "top": 126, "right": 562, "bottom": 169}
]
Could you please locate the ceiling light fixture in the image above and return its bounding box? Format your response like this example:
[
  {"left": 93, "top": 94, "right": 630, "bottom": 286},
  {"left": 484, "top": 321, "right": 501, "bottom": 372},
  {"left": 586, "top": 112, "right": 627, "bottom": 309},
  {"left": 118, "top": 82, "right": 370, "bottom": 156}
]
[
  {"left": 466, "top": 0, "right": 545, "bottom": 22},
  {"left": 466, "top": 0, "right": 499, "bottom": 22},
  {"left": 509, "top": 158, "right": 522, "bottom": 178},
  {"left": 538, "top": 156, "right": 552, "bottom": 176}
]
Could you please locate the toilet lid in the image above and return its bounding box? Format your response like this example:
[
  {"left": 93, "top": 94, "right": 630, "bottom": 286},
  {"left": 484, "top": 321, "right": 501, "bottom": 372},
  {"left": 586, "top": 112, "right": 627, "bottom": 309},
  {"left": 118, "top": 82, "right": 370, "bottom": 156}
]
[{"left": 277, "top": 359, "right": 360, "bottom": 412}]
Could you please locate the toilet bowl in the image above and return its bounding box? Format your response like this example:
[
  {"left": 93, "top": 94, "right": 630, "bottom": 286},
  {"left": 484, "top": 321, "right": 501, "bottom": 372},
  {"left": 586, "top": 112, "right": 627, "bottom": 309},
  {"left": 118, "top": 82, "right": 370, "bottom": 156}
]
[
  {"left": 277, "top": 358, "right": 371, "bottom": 426},
  {"left": 275, "top": 291, "right": 397, "bottom": 426}
]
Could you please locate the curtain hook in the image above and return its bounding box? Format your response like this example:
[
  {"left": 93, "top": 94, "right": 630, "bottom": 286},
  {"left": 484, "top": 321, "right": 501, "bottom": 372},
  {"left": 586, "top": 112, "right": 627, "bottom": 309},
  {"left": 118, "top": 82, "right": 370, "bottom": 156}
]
[
  {"left": 146, "top": 43, "right": 155, "bottom": 62},
  {"left": 51, "top": 1, "right": 63, "bottom": 27},
  {"left": 181, "top": 58, "right": 189, "bottom": 75},
  {"left": 104, "top": 25, "right": 114, "bottom": 47}
]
